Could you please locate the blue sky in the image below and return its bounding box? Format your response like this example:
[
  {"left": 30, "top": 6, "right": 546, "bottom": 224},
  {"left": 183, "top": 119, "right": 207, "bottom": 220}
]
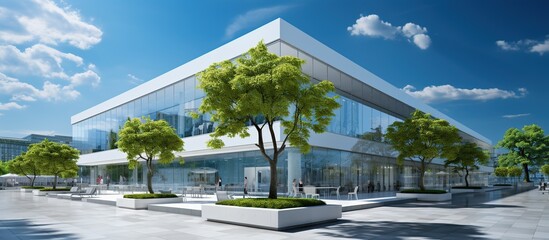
[{"left": 0, "top": 0, "right": 547, "bottom": 145}]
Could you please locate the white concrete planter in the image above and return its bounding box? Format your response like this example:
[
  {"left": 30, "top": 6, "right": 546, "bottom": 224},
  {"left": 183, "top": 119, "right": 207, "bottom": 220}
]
[
  {"left": 396, "top": 192, "right": 451, "bottom": 202},
  {"left": 202, "top": 204, "right": 342, "bottom": 230},
  {"left": 20, "top": 188, "right": 34, "bottom": 193},
  {"left": 32, "top": 190, "right": 47, "bottom": 196},
  {"left": 46, "top": 191, "right": 70, "bottom": 197},
  {"left": 450, "top": 188, "right": 485, "bottom": 194},
  {"left": 517, "top": 182, "right": 534, "bottom": 188},
  {"left": 116, "top": 197, "right": 183, "bottom": 210}
]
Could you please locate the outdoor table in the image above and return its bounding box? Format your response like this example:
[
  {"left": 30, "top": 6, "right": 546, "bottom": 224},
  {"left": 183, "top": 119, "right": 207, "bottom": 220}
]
[{"left": 315, "top": 186, "right": 338, "bottom": 198}]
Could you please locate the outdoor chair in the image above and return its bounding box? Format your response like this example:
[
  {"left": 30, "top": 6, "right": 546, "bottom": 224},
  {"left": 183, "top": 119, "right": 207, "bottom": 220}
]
[
  {"left": 68, "top": 186, "right": 81, "bottom": 193},
  {"left": 71, "top": 187, "right": 97, "bottom": 199},
  {"left": 304, "top": 186, "right": 320, "bottom": 199},
  {"left": 348, "top": 186, "right": 358, "bottom": 200},
  {"left": 331, "top": 186, "right": 341, "bottom": 200},
  {"left": 215, "top": 191, "right": 233, "bottom": 201}
]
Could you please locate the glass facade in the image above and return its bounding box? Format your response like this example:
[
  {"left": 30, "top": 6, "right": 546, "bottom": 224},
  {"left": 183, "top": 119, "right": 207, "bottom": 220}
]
[
  {"left": 0, "top": 135, "right": 72, "bottom": 162},
  {"left": 0, "top": 138, "right": 29, "bottom": 162},
  {"left": 77, "top": 147, "right": 488, "bottom": 194},
  {"left": 72, "top": 41, "right": 401, "bottom": 154}
]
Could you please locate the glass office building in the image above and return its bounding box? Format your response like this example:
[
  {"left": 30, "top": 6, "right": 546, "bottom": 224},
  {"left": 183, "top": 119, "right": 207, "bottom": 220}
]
[
  {"left": 72, "top": 19, "right": 492, "bottom": 194},
  {"left": 0, "top": 135, "right": 73, "bottom": 162}
]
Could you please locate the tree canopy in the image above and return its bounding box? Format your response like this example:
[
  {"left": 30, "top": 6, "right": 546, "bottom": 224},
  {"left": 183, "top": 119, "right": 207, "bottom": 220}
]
[
  {"left": 0, "top": 161, "right": 9, "bottom": 175},
  {"left": 445, "top": 142, "right": 489, "bottom": 187},
  {"left": 541, "top": 164, "right": 549, "bottom": 177},
  {"left": 198, "top": 41, "right": 340, "bottom": 199},
  {"left": 494, "top": 167, "right": 508, "bottom": 178},
  {"left": 385, "top": 110, "right": 461, "bottom": 191},
  {"left": 117, "top": 117, "right": 184, "bottom": 194},
  {"left": 26, "top": 139, "right": 79, "bottom": 189},
  {"left": 497, "top": 124, "right": 549, "bottom": 182},
  {"left": 7, "top": 152, "right": 41, "bottom": 187},
  {"left": 507, "top": 166, "right": 523, "bottom": 178}
]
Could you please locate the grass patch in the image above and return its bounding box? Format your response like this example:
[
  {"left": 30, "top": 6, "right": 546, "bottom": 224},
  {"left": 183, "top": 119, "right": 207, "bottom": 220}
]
[
  {"left": 216, "top": 197, "right": 326, "bottom": 209},
  {"left": 21, "top": 186, "right": 45, "bottom": 189},
  {"left": 451, "top": 186, "right": 482, "bottom": 189},
  {"left": 40, "top": 187, "right": 71, "bottom": 191},
  {"left": 123, "top": 193, "right": 178, "bottom": 199},
  {"left": 494, "top": 184, "right": 512, "bottom": 186},
  {"left": 400, "top": 189, "right": 447, "bottom": 194}
]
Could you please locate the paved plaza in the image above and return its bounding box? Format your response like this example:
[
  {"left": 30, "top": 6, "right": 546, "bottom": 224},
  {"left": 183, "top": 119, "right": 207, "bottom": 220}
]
[{"left": 1, "top": 188, "right": 548, "bottom": 240}]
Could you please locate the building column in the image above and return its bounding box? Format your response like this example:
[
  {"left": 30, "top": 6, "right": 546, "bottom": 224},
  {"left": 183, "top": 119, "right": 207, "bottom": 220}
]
[{"left": 287, "top": 149, "right": 302, "bottom": 194}]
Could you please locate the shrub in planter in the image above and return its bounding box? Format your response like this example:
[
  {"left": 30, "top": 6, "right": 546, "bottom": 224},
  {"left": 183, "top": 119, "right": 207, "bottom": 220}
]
[
  {"left": 123, "top": 193, "right": 177, "bottom": 199},
  {"left": 22, "top": 186, "right": 45, "bottom": 189},
  {"left": 451, "top": 186, "right": 482, "bottom": 189},
  {"left": 400, "top": 189, "right": 447, "bottom": 194},
  {"left": 216, "top": 197, "right": 325, "bottom": 209}
]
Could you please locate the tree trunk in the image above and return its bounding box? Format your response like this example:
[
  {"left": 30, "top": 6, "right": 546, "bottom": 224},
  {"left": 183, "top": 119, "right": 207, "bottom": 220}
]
[
  {"left": 31, "top": 175, "right": 36, "bottom": 187},
  {"left": 465, "top": 167, "right": 469, "bottom": 187},
  {"left": 523, "top": 163, "right": 530, "bottom": 182},
  {"left": 53, "top": 174, "right": 58, "bottom": 190},
  {"left": 269, "top": 160, "right": 278, "bottom": 199},
  {"left": 418, "top": 162, "right": 425, "bottom": 191},
  {"left": 24, "top": 175, "right": 32, "bottom": 187},
  {"left": 146, "top": 160, "right": 154, "bottom": 194}
]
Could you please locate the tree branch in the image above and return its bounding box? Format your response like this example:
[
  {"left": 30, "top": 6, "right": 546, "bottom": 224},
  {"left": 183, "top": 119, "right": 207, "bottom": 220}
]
[{"left": 281, "top": 104, "right": 301, "bottom": 149}]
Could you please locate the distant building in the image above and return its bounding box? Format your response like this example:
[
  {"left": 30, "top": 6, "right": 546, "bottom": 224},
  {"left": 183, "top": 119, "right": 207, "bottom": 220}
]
[
  {"left": 23, "top": 134, "right": 72, "bottom": 145},
  {"left": 0, "top": 134, "right": 72, "bottom": 162}
]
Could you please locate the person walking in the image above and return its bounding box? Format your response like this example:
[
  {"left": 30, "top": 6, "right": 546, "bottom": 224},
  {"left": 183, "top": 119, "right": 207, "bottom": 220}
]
[
  {"left": 292, "top": 179, "right": 298, "bottom": 197},
  {"left": 243, "top": 177, "right": 248, "bottom": 198},
  {"left": 218, "top": 177, "right": 222, "bottom": 191}
]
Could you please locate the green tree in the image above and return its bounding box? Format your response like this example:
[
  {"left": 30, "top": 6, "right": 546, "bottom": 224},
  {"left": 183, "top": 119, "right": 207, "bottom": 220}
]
[
  {"left": 7, "top": 153, "right": 41, "bottom": 187},
  {"left": 494, "top": 167, "right": 508, "bottom": 177},
  {"left": 385, "top": 110, "right": 461, "bottom": 191},
  {"left": 497, "top": 124, "right": 549, "bottom": 182},
  {"left": 540, "top": 164, "right": 549, "bottom": 177},
  {"left": 0, "top": 161, "right": 9, "bottom": 175},
  {"left": 26, "top": 140, "right": 79, "bottom": 189},
  {"left": 197, "top": 41, "right": 339, "bottom": 199},
  {"left": 507, "top": 166, "right": 523, "bottom": 182},
  {"left": 445, "top": 142, "right": 489, "bottom": 187},
  {"left": 117, "top": 117, "right": 184, "bottom": 194}
]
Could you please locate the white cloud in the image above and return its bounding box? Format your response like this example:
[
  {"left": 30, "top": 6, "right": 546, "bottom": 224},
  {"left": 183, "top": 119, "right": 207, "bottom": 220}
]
[
  {"left": 0, "top": 0, "right": 102, "bottom": 49},
  {"left": 497, "top": 37, "right": 549, "bottom": 55},
  {"left": 348, "top": 14, "right": 432, "bottom": 50},
  {"left": 0, "top": 0, "right": 101, "bottom": 113},
  {"left": 496, "top": 40, "right": 519, "bottom": 51},
  {"left": 225, "top": 5, "right": 293, "bottom": 38},
  {"left": 502, "top": 113, "right": 530, "bottom": 119},
  {"left": 0, "top": 101, "right": 25, "bottom": 110},
  {"left": 127, "top": 74, "right": 143, "bottom": 85},
  {"left": 347, "top": 14, "right": 398, "bottom": 39},
  {"left": 402, "top": 84, "right": 527, "bottom": 103},
  {"left": 401, "top": 23, "right": 427, "bottom": 38},
  {"left": 0, "top": 44, "right": 83, "bottom": 78},
  {"left": 413, "top": 34, "right": 431, "bottom": 50},
  {"left": 70, "top": 69, "right": 100, "bottom": 87},
  {"left": 531, "top": 39, "right": 549, "bottom": 55},
  {"left": 0, "top": 72, "right": 80, "bottom": 102}
]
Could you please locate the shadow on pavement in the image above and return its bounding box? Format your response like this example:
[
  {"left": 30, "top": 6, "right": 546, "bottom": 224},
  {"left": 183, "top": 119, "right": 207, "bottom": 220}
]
[
  {"left": 391, "top": 188, "right": 532, "bottom": 209},
  {"left": 0, "top": 219, "right": 79, "bottom": 240},
  {"left": 286, "top": 219, "right": 488, "bottom": 239}
]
